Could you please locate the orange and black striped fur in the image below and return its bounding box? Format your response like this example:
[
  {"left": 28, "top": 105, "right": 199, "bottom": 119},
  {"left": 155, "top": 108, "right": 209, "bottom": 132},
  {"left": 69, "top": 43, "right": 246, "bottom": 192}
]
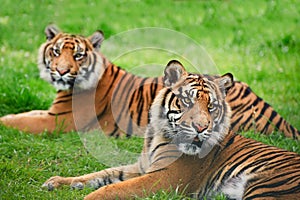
[
  {"left": 0, "top": 25, "right": 299, "bottom": 139},
  {"left": 42, "top": 60, "right": 300, "bottom": 199}
]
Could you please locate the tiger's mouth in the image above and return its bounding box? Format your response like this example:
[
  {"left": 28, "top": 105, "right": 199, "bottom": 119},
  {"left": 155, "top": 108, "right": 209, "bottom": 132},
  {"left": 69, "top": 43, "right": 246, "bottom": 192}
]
[
  {"left": 56, "top": 78, "right": 74, "bottom": 86},
  {"left": 49, "top": 69, "right": 77, "bottom": 90},
  {"left": 51, "top": 76, "right": 75, "bottom": 90},
  {"left": 192, "top": 136, "right": 203, "bottom": 148}
]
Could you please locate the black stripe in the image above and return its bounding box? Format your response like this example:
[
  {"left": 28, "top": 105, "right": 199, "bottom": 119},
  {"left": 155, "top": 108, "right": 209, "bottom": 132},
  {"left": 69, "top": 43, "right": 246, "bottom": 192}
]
[
  {"left": 150, "top": 142, "right": 170, "bottom": 158},
  {"left": 291, "top": 125, "right": 299, "bottom": 139},
  {"left": 243, "top": 152, "right": 290, "bottom": 173},
  {"left": 100, "top": 66, "right": 121, "bottom": 101},
  {"left": 167, "top": 93, "right": 176, "bottom": 110},
  {"left": 127, "top": 85, "right": 137, "bottom": 110},
  {"left": 109, "top": 124, "right": 120, "bottom": 137},
  {"left": 111, "top": 72, "right": 130, "bottom": 101},
  {"left": 48, "top": 111, "right": 72, "bottom": 115},
  {"left": 230, "top": 115, "right": 243, "bottom": 130},
  {"left": 241, "top": 87, "right": 251, "bottom": 99},
  {"left": 223, "top": 134, "right": 235, "bottom": 149},
  {"left": 262, "top": 110, "right": 277, "bottom": 133},
  {"left": 110, "top": 64, "right": 115, "bottom": 74},
  {"left": 89, "top": 53, "right": 97, "bottom": 74},
  {"left": 52, "top": 99, "right": 72, "bottom": 104},
  {"left": 234, "top": 98, "right": 255, "bottom": 118},
  {"left": 150, "top": 155, "right": 180, "bottom": 166},
  {"left": 227, "top": 87, "right": 241, "bottom": 103},
  {"left": 221, "top": 148, "right": 277, "bottom": 181},
  {"left": 262, "top": 157, "right": 300, "bottom": 171},
  {"left": 136, "top": 78, "right": 147, "bottom": 126},
  {"left": 230, "top": 103, "right": 243, "bottom": 117},
  {"left": 96, "top": 104, "right": 108, "bottom": 121},
  {"left": 243, "top": 113, "right": 255, "bottom": 131},
  {"left": 82, "top": 104, "right": 108, "bottom": 131},
  {"left": 43, "top": 43, "right": 52, "bottom": 66},
  {"left": 80, "top": 53, "right": 97, "bottom": 80},
  {"left": 245, "top": 174, "right": 300, "bottom": 199},
  {"left": 217, "top": 142, "right": 269, "bottom": 176},
  {"left": 254, "top": 101, "right": 270, "bottom": 122},
  {"left": 114, "top": 74, "right": 137, "bottom": 129},
  {"left": 274, "top": 116, "right": 283, "bottom": 130},
  {"left": 231, "top": 99, "right": 251, "bottom": 117},
  {"left": 126, "top": 111, "right": 133, "bottom": 137},
  {"left": 117, "top": 74, "right": 136, "bottom": 106},
  {"left": 118, "top": 171, "right": 124, "bottom": 181},
  {"left": 139, "top": 158, "right": 146, "bottom": 174},
  {"left": 159, "top": 89, "right": 172, "bottom": 118},
  {"left": 152, "top": 149, "right": 181, "bottom": 159},
  {"left": 245, "top": 187, "right": 300, "bottom": 200},
  {"left": 52, "top": 93, "right": 73, "bottom": 104},
  {"left": 150, "top": 78, "right": 159, "bottom": 101}
]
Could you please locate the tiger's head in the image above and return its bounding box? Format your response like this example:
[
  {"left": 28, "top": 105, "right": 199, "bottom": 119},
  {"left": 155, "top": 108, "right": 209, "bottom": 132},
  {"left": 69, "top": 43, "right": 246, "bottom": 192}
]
[
  {"left": 150, "top": 60, "right": 233, "bottom": 156},
  {"left": 38, "top": 25, "right": 106, "bottom": 91}
]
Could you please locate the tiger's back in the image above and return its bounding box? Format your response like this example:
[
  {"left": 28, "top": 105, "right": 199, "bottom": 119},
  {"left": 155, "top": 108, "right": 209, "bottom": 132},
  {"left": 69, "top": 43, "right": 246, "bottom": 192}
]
[{"left": 0, "top": 25, "right": 299, "bottom": 140}]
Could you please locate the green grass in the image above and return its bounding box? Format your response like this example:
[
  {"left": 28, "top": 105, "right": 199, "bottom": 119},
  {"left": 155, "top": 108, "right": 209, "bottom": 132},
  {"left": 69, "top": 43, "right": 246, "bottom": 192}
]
[{"left": 0, "top": 0, "right": 300, "bottom": 199}]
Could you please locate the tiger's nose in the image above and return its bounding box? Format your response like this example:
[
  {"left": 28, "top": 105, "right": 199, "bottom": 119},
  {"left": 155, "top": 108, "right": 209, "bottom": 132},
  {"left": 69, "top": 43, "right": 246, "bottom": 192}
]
[
  {"left": 56, "top": 68, "right": 70, "bottom": 76},
  {"left": 192, "top": 122, "right": 208, "bottom": 133}
]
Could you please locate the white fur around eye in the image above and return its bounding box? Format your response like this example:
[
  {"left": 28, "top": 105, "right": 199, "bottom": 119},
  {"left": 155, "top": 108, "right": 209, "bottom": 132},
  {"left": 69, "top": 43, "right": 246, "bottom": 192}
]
[
  {"left": 53, "top": 48, "right": 60, "bottom": 56},
  {"left": 181, "top": 98, "right": 191, "bottom": 106},
  {"left": 208, "top": 102, "right": 216, "bottom": 112},
  {"left": 168, "top": 112, "right": 182, "bottom": 122},
  {"left": 74, "top": 53, "right": 84, "bottom": 60},
  {"left": 189, "top": 89, "right": 197, "bottom": 98}
]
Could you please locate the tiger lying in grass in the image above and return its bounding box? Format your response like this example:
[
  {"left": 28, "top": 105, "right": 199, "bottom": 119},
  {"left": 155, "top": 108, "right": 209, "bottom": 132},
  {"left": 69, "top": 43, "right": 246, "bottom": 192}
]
[
  {"left": 0, "top": 25, "right": 299, "bottom": 139},
  {"left": 43, "top": 60, "right": 300, "bottom": 199}
]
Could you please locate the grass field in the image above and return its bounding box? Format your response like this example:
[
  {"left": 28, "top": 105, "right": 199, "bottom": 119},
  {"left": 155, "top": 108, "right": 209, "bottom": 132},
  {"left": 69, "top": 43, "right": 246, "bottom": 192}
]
[{"left": 0, "top": 0, "right": 300, "bottom": 199}]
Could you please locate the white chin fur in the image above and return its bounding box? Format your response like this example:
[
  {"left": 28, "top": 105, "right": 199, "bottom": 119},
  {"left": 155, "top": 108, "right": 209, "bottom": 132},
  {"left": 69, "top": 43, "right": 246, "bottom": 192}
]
[
  {"left": 178, "top": 143, "right": 201, "bottom": 155},
  {"left": 178, "top": 133, "right": 222, "bottom": 157},
  {"left": 53, "top": 82, "right": 72, "bottom": 91}
]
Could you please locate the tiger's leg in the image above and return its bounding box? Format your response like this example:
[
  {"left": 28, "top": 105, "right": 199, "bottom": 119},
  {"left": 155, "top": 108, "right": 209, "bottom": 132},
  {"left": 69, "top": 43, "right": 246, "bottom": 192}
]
[
  {"left": 83, "top": 168, "right": 187, "bottom": 200},
  {"left": 42, "top": 163, "right": 141, "bottom": 191},
  {"left": 83, "top": 155, "right": 199, "bottom": 200},
  {"left": 227, "top": 81, "right": 299, "bottom": 139},
  {"left": 0, "top": 110, "right": 74, "bottom": 134}
]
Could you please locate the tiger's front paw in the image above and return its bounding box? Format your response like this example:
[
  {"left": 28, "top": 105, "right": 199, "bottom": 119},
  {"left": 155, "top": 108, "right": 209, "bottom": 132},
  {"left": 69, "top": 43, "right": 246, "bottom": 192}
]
[
  {"left": 42, "top": 176, "right": 67, "bottom": 191},
  {"left": 70, "top": 182, "right": 85, "bottom": 190},
  {"left": 42, "top": 176, "right": 65, "bottom": 191},
  {"left": 42, "top": 176, "right": 85, "bottom": 191}
]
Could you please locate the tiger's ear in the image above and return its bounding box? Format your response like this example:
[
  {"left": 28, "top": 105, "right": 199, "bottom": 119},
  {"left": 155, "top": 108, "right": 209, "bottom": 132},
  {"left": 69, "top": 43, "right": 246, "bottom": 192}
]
[
  {"left": 45, "top": 24, "right": 60, "bottom": 41},
  {"left": 88, "top": 30, "right": 104, "bottom": 50},
  {"left": 163, "top": 60, "right": 188, "bottom": 87},
  {"left": 216, "top": 73, "right": 234, "bottom": 95}
]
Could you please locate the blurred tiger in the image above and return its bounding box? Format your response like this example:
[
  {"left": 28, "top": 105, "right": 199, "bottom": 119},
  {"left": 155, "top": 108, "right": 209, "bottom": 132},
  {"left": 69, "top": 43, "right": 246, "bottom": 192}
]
[
  {"left": 42, "top": 60, "right": 300, "bottom": 199},
  {"left": 0, "top": 25, "right": 299, "bottom": 139}
]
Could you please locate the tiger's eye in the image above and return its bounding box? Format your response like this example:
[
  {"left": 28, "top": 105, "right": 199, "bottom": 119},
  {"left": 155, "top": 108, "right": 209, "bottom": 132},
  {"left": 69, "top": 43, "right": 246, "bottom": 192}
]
[
  {"left": 74, "top": 53, "right": 84, "bottom": 60},
  {"left": 208, "top": 102, "right": 213, "bottom": 109},
  {"left": 184, "top": 98, "right": 191, "bottom": 103},
  {"left": 53, "top": 48, "right": 60, "bottom": 56}
]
